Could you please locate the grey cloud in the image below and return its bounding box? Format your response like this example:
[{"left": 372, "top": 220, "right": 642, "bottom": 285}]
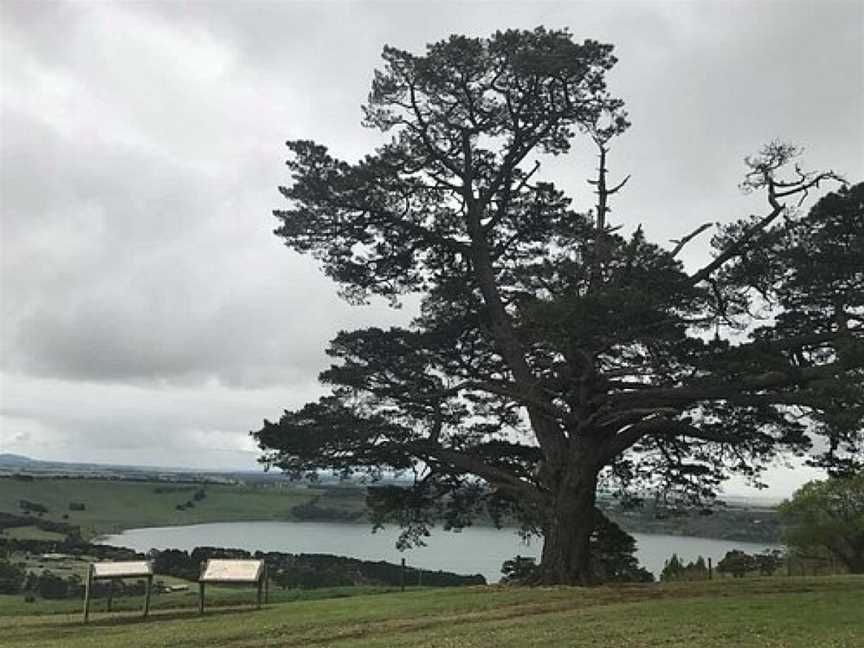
[{"left": 1, "top": 1, "right": 861, "bottom": 478}]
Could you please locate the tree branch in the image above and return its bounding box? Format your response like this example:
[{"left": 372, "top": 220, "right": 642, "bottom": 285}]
[{"left": 670, "top": 222, "right": 713, "bottom": 258}]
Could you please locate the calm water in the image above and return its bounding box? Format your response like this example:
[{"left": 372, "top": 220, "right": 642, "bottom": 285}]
[{"left": 99, "top": 521, "right": 778, "bottom": 583}]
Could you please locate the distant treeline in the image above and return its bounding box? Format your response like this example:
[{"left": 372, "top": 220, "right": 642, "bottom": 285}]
[
  {"left": 0, "top": 473, "right": 233, "bottom": 486},
  {"left": 605, "top": 502, "right": 782, "bottom": 544},
  {"left": 0, "top": 512, "right": 81, "bottom": 538},
  {"left": 290, "top": 500, "right": 364, "bottom": 522},
  {"left": 153, "top": 546, "right": 484, "bottom": 589}
]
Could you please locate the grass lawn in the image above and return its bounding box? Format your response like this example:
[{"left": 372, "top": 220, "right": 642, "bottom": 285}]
[
  {"left": 0, "top": 478, "right": 331, "bottom": 539},
  {"left": 0, "top": 583, "right": 401, "bottom": 617},
  {"left": 0, "top": 576, "right": 861, "bottom": 647},
  {"left": 2, "top": 526, "right": 67, "bottom": 542}
]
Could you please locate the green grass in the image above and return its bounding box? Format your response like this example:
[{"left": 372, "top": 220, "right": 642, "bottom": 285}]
[
  {"left": 0, "top": 576, "right": 861, "bottom": 647},
  {"left": 0, "top": 478, "right": 331, "bottom": 539},
  {"left": 2, "top": 526, "right": 67, "bottom": 541},
  {"left": 0, "top": 583, "right": 401, "bottom": 617}
]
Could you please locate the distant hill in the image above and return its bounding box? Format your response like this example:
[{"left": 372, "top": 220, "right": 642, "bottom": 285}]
[
  {"left": 0, "top": 453, "right": 37, "bottom": 466},
  {"left": 0, "top": 453, "right": 251, "bottom": 483}
]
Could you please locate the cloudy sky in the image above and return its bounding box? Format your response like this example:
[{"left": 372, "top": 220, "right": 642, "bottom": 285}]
[{"left": 1, "top": 1, "right": 862, "bottom": 496}]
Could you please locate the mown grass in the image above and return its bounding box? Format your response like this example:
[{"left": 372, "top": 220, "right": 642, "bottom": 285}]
[
  {"left": 1, "top": 576, "right": 861, "bottom": 647},
  {"left": 0, "top": 583, "right": 402, "bottom": 617}
]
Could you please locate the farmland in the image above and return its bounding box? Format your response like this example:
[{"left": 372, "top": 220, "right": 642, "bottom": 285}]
[{"left": 0, "top": 476, "right": 361, "bottom": 540}]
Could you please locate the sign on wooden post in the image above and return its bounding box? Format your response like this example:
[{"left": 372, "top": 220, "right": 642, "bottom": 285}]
[
  {"left": 83, "top": 560, "right": 154, "bottom": 623},
  {"left": 198, "top": 559, "right": 268, "bottom": 613}
]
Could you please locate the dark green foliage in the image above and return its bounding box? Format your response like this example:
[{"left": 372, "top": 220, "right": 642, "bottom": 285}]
[
  {"left": 255, "top": 25, "right": 863, "bottom": 584},
  {"left": 0, "top": 512, "right": 79, "bottom": 538},
  {"left": 590, "top": 512, "right": 654, "bottom": 582},
  {"left": 68, "top": 502, "right": 86, "bottom": 511},
  {"left": 500, "top": 555, "right": 538, "bottom": 584},
  {"left": 753, "top": 549, "right": 784, "bottom": 576},
  {"left": 33, "top": 571, "right": 72, "bottom": 599},
  {"left": 0, "top": 537, "right": 141, "bottom": 563},
  {"left": 290, "top": 500, "right": 363, "bottom": 522},
  {"left": 151, "top": 548, "right": 199, "bottom": 581},
  {"left": 660, "top": 553, "right": 684, "bottom": 581},
  {"left": 779, "top": 474, "right": 864, "bottom": 573},
  {"left": 148, "top": 545, "right": 483, "bottom": 588},
  {"left": 0, "top": 559, "right": 25, "bottom": 594},
  {"left": 716, "top": 550, "right": 756, "bottom": 578},
  {"left": 17, "top": 500, "right": 48, "bottom": 514},
  {"left": 660, "top": 554, "right": 709, "bottom": 582}
]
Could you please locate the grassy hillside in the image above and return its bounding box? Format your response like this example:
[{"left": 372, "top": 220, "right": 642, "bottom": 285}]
[
  {"left": 0, "top": 477, "right": 361, "bottom": 539},
  {"left": 0, "top": 576, "right": 860, "bottom": 647},
  {"left": 1, "top": 475, "right": 782, "bottom": 546}
]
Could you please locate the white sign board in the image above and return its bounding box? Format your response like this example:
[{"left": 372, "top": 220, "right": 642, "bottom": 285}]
[
  {"left": 201, "top": 559, "right": 263, "bottom": 583},
  {"left": 92, "top": 561, "right": 153, "bottom": 579}
]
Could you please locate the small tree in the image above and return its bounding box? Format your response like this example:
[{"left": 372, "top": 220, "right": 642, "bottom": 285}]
[
  {"left": 35, "top": 571, "right": 68, "bottom": 599},
  {"left": 778, "top": 474, "right": 864, "bottom": 574},
  {"left": 500, "top": 555, "right": 537, "bottom": 584},
  {"left": 0, "top": 560, "right": 25, "bottom": 594},
  {"left": 590, "top": 512, "right": 653, "bottom": 582},
  {"left": 753, "top": 549, "right": 783, "bottom": 576},
  {"left": 662, "top": 555, "right": 709, "bottom": 582},
  {"left": 660, "top": 554, "right": 684, "bottom": 582},
  {"left": 716, "top": 550, "right": 756, "bottom": 578}
]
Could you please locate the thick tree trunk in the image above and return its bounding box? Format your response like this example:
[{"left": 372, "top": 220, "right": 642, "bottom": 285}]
[{"left": 537, "top": 469, "right": 599, "bottom": 585}]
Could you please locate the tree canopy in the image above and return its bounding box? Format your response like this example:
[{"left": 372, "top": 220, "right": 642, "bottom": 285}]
[
  {"left": 779, "top": 474, "right": 864, "bottom": 573},
  {"left": 254, "top": 27, "right": 863, "bottom": 584}
]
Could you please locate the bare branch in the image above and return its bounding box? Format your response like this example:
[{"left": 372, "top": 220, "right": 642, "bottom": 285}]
[
  {"left": 669, "top": 222, "right": 713, "bottom": 258},
  {"left": 688, "top": 205, "right": 783, "bottom": 285}
]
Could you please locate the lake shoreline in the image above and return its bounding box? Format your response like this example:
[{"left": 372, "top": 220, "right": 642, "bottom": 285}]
[
  {"left": 91, "top": 516, "right": 776, "bottom": 548},
  {"left": 98, "top": 520, "right": 782, "bottom": 584}
]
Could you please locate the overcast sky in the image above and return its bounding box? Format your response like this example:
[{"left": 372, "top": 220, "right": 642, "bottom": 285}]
[{"left": 1, "top": 1, "right": 862, "bottom": 497}]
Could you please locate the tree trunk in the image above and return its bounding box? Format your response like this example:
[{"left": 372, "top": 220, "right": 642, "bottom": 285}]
[{"left": 537, "top": 469, "right": 599, "bottom": 585}]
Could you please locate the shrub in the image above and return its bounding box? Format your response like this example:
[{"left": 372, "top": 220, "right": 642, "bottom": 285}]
[
  {"left": 35, "top": 571, "right": 68, "bottom": 599},
  {"left": 717, "top": 550, "right": 756, "bottom": 578},
  {"left": 500, "top": 555, "right": 538, "bottom": 584},
  {"left": 18, "top": 500, "right": 48, "bottom": 514},
  {"left": 0, "top": 559, "right": 25, "bottom": 594}
]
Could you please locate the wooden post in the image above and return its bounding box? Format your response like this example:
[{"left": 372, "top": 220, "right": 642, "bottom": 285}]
[
  {"left": 264, "top": 565, "right": 269, "bottom": 604},
  {"left": 707, "top": 557, "right": 712, "bottom": 580},
  {"left": 400, "top": 558, "right": 405, "bottom": 592},
  {"left": 83, "top": 564, "right": 93, "bottom": 624},
  {"left": 107, "top": 579, "right": 114, "bottom": 612},
  {"left": 143, "top": 574, "right": 152, "bottom": 618},
  {"left": 199, "top": 561, "right": 206, "bottom": 614},
  {"left": 256, "top": 574, "right": 263, "bottom": 609}
]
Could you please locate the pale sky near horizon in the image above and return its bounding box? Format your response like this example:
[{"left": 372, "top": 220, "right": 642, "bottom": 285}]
[{"left": 1, "top": 1, "right": 862, "bottom": 498}]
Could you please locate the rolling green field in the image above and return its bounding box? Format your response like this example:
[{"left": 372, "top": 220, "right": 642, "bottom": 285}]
[
  {"left": 0, "top": 576, "right": 861, "bottom": 647},
  {"left": 0, "top": 477, "right": 359, "bottom": 539},
  {"left": 1, "top": 475, "right": 782, "bottom": 544}
]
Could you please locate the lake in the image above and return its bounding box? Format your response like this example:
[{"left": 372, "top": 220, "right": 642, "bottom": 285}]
[{"left": 99, "top": 521, "right": 779, "bottom": 583}]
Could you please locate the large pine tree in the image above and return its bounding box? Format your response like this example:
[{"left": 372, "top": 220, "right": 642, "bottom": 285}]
[{"left": 254, "top": 28, "right": 863, "bottom": 584}]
